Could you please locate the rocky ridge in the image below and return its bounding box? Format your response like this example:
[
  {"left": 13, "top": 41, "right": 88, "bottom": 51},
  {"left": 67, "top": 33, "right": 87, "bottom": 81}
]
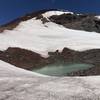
[{"left": 0, "top": 47, "right": 100, "bottom": 76}]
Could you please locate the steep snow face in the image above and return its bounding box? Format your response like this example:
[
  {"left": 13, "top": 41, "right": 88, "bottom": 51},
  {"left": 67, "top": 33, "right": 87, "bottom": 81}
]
[
  {"left": 0, "top": 60, "right": 47, "bottom": 77},
  {"left": 42, "top": 10, "right": 73, "bottom": 18},
  {"left": 1, "top": 14, "right": 100, "bottom": 57}
]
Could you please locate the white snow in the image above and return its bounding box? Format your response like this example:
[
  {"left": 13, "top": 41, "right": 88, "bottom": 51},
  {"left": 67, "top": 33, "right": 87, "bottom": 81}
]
[
  {"left": 95, "top": 16, "right": 100, "bottom": 19},
  {"left": 0, "top": 60, "right": 47, "bottom": 77},
  {"left": 0, "top": 59, "right": 100, "bottom": 100},
  {"left": 0, "top": 76, "right": 100, "bottom": 100},
  {"left": 42, "top": 10, "right": 73, "bottom": 18},
  {"left": 1, "top": 16, "right": 100, "bottom": 57}
]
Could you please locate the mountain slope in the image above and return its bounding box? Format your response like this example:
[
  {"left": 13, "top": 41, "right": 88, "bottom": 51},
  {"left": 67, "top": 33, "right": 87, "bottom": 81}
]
[
  {"left": 0, "top": 9, "right": 100, "bottom": 100},
  {"left": 0, "top": 11, "right": 100, "bottom": 56},
  {"left": 0, "top": 10, "right": 100, "bottom": 75},
  {"left": 0, "top": 9, "right": 100, "bottom": 33}
]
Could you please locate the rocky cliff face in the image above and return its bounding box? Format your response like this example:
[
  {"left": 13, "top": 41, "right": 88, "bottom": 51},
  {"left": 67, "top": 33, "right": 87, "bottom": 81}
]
[
  {"left": 0, "top": 47, "right": 48, "bottom": 70},
  {"left": 49, "top": 14, "right": 100, "bottom": 33}
]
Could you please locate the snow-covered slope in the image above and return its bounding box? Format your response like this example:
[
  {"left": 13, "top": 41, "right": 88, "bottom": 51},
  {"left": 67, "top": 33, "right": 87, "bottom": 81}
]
[
  {"left": 1, "top": 14, "right": 100, "bottom": 57},
  {"left": 0, "top": 60, "right": 46, "bottom": 77},
  {"left": 0, "top": 76, "right": 100, "bottom": 100},
  {"left": 42, "top": 10, "right": 73, "bottom": 18},
  {"left": 0, "top": 57, "right": 100, "bottom": 100}
]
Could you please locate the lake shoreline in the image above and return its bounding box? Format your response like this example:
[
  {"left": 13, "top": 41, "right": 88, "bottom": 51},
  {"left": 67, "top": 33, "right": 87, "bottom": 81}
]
[{"left": 0, "top": 47, "right": 100, "bottom": 76}]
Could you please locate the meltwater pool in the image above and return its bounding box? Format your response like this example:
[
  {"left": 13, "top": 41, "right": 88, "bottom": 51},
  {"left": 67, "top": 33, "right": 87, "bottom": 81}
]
[{"left": 33, "top": 63, "right": 93, "bottom": 76}]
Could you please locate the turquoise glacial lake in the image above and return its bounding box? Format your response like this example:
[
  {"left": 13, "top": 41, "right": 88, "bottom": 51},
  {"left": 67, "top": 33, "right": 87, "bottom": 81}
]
[{"left": 33, "top": 63, "right": 93, "bottom": 76}]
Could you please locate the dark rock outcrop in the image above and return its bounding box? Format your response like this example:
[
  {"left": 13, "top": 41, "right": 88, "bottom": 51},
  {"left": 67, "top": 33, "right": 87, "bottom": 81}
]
[
  {"left": 49, "top": 14, "right": 100, "bottom": 33},
  {"left": 67, "top": 65, "right": 100, "bottom": 76},
  {"left": 48, "top": 48, "right": 100, "bottom": 65},
  {"left": 0, "top": 47, "right": 48, "bottom": 70}
]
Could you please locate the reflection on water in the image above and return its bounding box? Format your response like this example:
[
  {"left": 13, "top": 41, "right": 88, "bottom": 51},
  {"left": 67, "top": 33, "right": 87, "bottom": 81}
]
[{"left": 33, "top": 63, "right": 93, "bottom": 76}]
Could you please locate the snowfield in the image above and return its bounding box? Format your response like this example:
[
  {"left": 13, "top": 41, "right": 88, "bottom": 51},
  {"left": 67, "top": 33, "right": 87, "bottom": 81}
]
[
  {"left": 0, "top": 60, "right": 100, "bottom": 100},
  {"left": 1, "top": 16, "right": 100, "bottom": 57},
  {"left": 0, "top": 11, "right": 100, "bottom": 99},
  {"left": 42, "top": 10, "right": 73, "bottom": 18},
  {"left": 0, "top": 60, "right": 47, "bottom": 77}
]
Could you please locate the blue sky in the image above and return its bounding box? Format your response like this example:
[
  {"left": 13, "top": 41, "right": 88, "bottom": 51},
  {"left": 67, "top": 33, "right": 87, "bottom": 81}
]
[{"left": 0, "top": 0, "right": 100, "bottom": 25}]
